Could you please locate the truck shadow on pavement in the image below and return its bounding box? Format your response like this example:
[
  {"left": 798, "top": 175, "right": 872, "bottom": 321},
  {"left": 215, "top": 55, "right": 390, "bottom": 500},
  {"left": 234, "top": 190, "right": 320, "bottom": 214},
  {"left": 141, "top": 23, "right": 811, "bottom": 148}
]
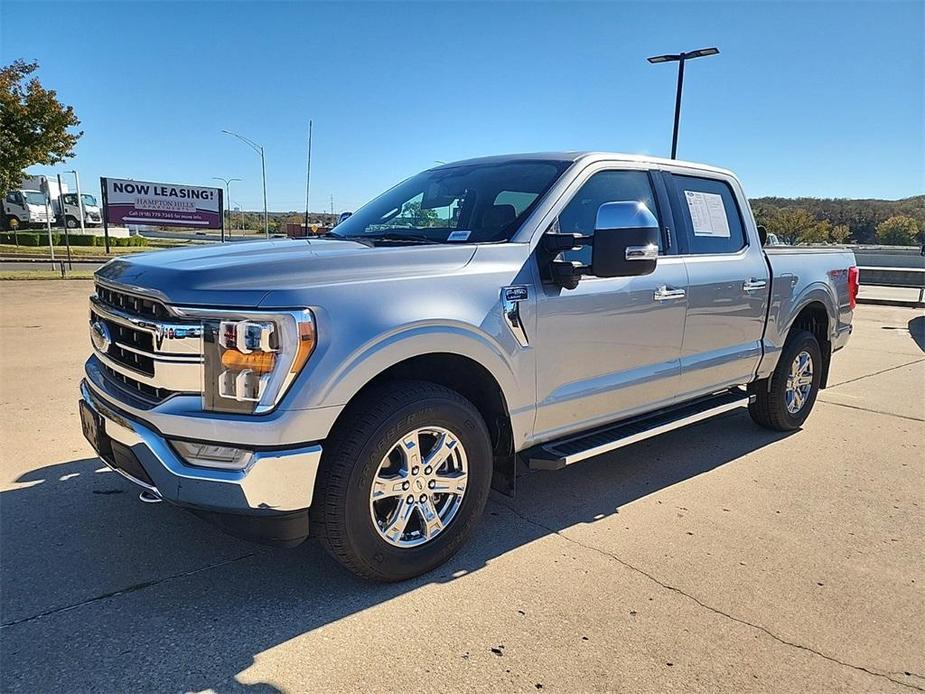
[
  {"left": 907, "top": 315, "right": 925, "bottom": 352},
  {"left": 1, "top": 411, "right": 793, "bottom": 693}
]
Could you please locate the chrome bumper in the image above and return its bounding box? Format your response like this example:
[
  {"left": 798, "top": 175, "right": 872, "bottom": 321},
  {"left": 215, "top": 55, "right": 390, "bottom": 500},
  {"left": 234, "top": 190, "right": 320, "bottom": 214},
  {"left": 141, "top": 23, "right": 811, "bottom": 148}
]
[{"left": 79, "top": 380, "right": 322, "bottom": 513}]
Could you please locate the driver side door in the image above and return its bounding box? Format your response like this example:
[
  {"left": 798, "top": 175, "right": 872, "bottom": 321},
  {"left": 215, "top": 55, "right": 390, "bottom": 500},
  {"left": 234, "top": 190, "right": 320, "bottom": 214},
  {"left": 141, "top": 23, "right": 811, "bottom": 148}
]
[{"left": 532, "top": 166, "right": 688, "bottom": 443}]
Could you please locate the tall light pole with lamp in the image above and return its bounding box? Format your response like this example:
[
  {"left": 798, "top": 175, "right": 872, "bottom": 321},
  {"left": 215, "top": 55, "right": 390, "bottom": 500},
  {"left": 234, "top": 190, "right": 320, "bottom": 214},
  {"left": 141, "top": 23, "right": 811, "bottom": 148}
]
[
  {"left": 646, "top": 47, "right": 719, "bottom": 159},
  {"left": 212, "top": 176, "right": 241, "bottom": 242},
  {"left": 221, "top": 129, "right": 268, "bottom": 238}
]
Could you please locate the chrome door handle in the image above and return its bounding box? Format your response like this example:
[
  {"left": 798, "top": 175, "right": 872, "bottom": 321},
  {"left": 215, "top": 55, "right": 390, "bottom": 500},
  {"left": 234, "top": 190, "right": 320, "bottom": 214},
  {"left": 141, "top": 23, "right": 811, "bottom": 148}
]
[
  {"left": 743, "top": 278, "right": 768, "bottom": 292},
  {"left": 654, "top": 285, "right": 686, "bottom": 301},
  {"left": 625, "top": 244, "right": 659, "bottom": 261}
]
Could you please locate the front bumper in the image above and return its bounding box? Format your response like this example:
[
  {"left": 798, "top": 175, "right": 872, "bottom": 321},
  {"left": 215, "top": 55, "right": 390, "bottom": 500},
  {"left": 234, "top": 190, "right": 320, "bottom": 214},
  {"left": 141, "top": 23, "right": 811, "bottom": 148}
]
[{"left": 79, "top": 380, "right": 323, "bottom": 515}]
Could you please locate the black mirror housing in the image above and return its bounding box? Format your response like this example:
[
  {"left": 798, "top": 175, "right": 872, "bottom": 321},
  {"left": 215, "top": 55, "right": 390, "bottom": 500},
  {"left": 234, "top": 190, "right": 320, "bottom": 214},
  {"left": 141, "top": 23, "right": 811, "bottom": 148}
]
[{"left": 591, "top": 202, "right": 660, "bottom": 278}]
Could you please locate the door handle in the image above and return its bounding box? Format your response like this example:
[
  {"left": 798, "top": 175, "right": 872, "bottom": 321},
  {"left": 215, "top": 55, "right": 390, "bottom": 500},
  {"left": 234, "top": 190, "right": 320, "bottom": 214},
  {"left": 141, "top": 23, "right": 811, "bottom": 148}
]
[
  {"left": 743, "top": 278, "right": 768, "bottom": 292},
  {"left": 654, "top": 285, "right": 686, "bottom": 301},
  {"left": 625, "top": 244, "right": 659, "bottom": 261}
]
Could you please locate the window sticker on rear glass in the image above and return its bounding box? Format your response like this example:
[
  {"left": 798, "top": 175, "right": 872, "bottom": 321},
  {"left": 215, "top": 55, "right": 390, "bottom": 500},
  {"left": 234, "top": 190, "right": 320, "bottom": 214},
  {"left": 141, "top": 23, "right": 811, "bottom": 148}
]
[
  {"left": 447, "top": 230, "right": 471, "bottom": 241},
  {"left": 684, "top": 190, "right": 731, "bottom": 238}
]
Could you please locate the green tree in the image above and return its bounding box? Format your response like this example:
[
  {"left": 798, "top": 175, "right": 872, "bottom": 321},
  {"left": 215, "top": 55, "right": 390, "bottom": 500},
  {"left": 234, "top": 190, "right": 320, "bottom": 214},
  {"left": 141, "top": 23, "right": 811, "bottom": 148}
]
[
  {"left": 798, "top": 220, "right": 853, "bottom": 244},
  {"left": 875, "top": 215, "right": 921, "bottom": 246},
  {"left": 763, "top": 208, "right": 819, "bottom": 245},
  {"left": 830, "top": 224, "right": 851, "bottom": 243},
  {"left": 0, "top": 60, "right": 82, "bottom": 193},
  {"left": 401, "top": 201, "right": 440, "bottom": 227}
]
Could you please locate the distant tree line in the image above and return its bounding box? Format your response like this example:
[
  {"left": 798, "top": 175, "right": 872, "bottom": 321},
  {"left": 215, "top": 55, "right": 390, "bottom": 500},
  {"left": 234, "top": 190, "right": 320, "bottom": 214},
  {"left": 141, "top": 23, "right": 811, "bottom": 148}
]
[{"left": 750, "top": 195, "right": 924, "bottom": 246}]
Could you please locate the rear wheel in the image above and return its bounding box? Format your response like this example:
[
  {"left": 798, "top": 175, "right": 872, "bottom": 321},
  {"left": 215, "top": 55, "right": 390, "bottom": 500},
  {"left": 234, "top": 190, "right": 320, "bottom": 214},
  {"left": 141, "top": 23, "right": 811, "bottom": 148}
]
[
  {"left": 311, "top": 380, "right": 493, "bottom": 581},
  {"left": 749, "top": 329, "right": 822, "bottom": 431},
  {"left": 5, "top": 215, "right": 20, "bottom": 231}
]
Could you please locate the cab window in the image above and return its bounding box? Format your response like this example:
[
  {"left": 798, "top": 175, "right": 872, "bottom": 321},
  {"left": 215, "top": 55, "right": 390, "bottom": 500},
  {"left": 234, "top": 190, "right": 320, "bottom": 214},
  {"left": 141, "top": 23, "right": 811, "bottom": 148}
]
[
  {"left": 553, "top": 170, "right": 661, "bottom": 265},
  {"left": 670, "top": 174, "right": 746, "bottom": 254}
]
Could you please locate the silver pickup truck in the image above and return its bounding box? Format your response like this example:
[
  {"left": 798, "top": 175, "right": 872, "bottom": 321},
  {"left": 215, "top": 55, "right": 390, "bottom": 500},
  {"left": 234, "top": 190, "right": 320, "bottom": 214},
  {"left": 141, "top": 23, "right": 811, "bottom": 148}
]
[{"left": 79, "top": 152, "right": 858, "bottom": 581}]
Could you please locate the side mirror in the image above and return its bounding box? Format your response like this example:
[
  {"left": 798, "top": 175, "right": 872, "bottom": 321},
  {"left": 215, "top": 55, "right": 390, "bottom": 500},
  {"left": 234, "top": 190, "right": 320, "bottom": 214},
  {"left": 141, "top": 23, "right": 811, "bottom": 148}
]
[{"left": 591, "top": 202, "right": 660, "bottom": 278}]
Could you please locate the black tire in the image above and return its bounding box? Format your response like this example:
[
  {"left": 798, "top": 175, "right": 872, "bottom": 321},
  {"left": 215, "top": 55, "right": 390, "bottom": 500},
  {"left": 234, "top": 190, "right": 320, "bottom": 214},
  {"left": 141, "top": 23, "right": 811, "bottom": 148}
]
[
  {"left": 65, "top": 215, "right": 79, "bottom": 228},
  {"left": 5, "top": 215, "right": 20, "bottom": 231},
  {"left": 749, "top": 329, "right": 822, "bottom": 431},
  {"left": 310, "top": 380, "right": 493, "bottom": 581}
]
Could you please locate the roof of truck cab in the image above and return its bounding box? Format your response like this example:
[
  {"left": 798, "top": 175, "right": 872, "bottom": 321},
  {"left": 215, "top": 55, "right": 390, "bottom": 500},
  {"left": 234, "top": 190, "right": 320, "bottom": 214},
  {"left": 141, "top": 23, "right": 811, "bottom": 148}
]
[{"left": 432, "top": 151, "right": 735, "bottom": 177}]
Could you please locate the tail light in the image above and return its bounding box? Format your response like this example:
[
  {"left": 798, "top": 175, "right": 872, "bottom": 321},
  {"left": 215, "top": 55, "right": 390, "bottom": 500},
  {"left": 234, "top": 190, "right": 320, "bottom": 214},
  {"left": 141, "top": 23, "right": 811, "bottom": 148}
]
[{"left": 848, "top": 266, "right": 859, "bottom": 310}]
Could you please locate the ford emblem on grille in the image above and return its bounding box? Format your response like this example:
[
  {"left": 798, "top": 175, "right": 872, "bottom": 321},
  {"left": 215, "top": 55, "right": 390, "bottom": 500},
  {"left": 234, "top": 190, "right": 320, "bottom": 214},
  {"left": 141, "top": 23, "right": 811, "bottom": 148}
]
[{"left": 91, "top": 319, "right": 112, "bottom": 353}]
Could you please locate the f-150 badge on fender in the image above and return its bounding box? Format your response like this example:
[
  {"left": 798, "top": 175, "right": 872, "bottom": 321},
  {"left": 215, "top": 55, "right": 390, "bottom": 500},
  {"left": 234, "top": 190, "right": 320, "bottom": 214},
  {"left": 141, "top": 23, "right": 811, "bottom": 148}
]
[{"left": 501, "top": 285, "right": 529, "bottom": 347}]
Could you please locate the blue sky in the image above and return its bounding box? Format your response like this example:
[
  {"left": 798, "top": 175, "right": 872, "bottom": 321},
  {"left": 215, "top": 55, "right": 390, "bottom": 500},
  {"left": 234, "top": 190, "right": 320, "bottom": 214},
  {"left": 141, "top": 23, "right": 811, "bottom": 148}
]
[{"left": 3, "top": 1, "right": 923, "bottom": 212}]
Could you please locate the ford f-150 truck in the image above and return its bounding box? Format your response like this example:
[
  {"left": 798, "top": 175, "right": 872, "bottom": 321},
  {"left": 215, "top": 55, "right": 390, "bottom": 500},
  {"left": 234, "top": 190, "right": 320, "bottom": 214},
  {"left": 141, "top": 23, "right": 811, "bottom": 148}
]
[{"left": 79, "top": 152, "right": 857, "bottom": 581}]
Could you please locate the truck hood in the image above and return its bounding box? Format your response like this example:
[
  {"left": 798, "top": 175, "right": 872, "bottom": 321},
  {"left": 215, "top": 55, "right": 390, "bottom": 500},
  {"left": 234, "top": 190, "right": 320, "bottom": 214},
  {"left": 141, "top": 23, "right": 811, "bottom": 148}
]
[{"left": 95, "top": 238, "right": 478, "bottom": 307}]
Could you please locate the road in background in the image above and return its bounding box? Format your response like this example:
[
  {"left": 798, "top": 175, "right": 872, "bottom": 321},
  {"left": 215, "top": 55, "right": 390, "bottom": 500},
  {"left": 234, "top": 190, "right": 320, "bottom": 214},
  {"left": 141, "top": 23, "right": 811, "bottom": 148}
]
[{"left": 1, "top": 280, "right": 922, "bottom": 693}]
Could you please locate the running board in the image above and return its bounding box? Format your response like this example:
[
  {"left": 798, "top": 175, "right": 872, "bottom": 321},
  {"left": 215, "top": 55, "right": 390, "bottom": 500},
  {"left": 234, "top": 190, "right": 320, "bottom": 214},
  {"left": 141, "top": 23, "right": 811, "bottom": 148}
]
[{"left": 528, "top": 388, "right": 753, "bottom": 471}]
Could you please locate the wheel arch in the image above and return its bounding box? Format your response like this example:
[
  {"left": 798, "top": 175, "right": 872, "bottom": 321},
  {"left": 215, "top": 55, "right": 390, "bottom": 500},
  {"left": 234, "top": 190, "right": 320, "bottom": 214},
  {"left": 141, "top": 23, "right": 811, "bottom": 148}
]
[
  {"left": 788, "top": 300, "right": 833, "bottom": 388},
  {"left": 323, "top": 352, "right": 517, "bottom": 494}
]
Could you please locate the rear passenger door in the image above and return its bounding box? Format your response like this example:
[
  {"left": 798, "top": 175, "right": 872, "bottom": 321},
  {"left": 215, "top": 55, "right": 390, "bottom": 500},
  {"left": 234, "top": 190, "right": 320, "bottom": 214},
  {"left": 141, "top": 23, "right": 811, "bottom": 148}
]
[{"left": 663, "top": 171, "right": 770, "bottom": 400}]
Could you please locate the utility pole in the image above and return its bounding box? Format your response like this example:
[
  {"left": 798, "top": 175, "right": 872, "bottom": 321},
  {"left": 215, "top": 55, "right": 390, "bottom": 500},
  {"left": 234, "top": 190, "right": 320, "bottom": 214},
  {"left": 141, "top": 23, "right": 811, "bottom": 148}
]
[
  {"left": 56, "top": 174, "right": 73, "bottom": 269},
  {"left": 330, "top": 194, "right": 334, "bottom": 221},
  {"left": 304, "top": 120, "right": 313, "bottom": 231},
  {"left": 646, "top": 47, "right": 719, "bottom": 159},
  {"left": 69, "top": 170, "right": 87, "bottom": 236},
  {"left": 40, "top": 176, "right": 54, "bottom": 261}
]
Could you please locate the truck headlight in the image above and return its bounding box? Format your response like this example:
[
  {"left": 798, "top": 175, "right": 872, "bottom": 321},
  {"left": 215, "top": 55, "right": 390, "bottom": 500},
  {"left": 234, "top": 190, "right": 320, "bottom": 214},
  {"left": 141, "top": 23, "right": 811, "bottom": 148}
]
[{"left": 189, "top": 309, "right": 316, "bottom": 414}]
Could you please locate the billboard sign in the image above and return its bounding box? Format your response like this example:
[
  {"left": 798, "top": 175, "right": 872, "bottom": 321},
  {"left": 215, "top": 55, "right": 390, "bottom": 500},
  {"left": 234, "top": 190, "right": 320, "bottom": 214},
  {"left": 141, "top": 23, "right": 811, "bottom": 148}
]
[{"left": 101, "top": 177, "right": 223, "bottom": 229}]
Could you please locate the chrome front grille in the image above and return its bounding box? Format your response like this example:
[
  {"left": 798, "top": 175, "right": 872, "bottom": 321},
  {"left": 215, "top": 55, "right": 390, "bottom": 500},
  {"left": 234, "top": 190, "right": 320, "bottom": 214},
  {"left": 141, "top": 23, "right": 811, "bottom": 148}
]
[
  {"left": 101, "top": 364, "right": 173, "bottom": 404},
  {"left": 90, "top": 282, "right": 204, "bottom": 403},
  {"left": 96, "top": 283, "right": 170, "bottom": 320}
]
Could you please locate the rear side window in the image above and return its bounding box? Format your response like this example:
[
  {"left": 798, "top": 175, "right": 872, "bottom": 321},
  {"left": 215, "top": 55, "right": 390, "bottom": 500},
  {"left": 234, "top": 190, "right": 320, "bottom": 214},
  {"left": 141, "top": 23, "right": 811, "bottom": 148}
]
[{"left": 672, "top": 174, "right": 746, "bottom": 254}]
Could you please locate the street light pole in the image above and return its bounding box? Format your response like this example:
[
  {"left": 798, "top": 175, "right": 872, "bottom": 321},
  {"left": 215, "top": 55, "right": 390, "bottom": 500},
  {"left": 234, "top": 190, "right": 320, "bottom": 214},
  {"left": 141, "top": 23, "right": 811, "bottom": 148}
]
[
  {"left": 670, "top": 58, "right": 685, "bottom": 160},
  {"left": 304, "top": 120, "right": 313, "bottom": 231},
  {"left": 647, "top": 47, "right": 719, "bottom": 159},
  {"left": 212, "top": 176, "right": 241, "bottom": 242},
  {"left": 222, "top": 129, "right": 269, "bottom": 238}
]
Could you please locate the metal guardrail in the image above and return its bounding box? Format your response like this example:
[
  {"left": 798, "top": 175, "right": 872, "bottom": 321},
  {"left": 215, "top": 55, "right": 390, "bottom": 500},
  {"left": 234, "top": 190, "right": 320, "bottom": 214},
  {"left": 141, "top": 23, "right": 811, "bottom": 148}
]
[{"left": 857, "top": 266, "right": 925, "bottom": 304}]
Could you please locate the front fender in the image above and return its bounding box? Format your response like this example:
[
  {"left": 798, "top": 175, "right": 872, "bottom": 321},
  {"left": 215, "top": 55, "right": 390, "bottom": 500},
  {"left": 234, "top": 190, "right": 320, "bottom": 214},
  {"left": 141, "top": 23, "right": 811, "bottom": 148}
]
[
  {"left": 284, "top": 318, "right": 536, "bottom": 447},
  {"left": 322, "top": 321, "right": 523, "bottom": 404}
]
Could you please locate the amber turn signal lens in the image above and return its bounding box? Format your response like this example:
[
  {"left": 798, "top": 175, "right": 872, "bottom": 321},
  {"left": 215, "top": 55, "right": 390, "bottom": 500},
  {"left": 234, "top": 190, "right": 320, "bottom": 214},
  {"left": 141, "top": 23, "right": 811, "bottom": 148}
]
[
  {"left": 291, "top": 320, "right": 316, "bottom": 374},
  {"left": 221, "top": 349, "right": 276, "bottom": 374}
]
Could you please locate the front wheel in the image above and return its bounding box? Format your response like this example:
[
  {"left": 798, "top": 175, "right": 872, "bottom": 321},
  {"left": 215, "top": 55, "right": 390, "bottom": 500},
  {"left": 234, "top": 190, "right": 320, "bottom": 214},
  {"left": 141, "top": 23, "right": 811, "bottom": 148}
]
[
  {"left": 749, "top": 329, "right": 822, "bottom": 431},
  {"left": 65, "top": 216, "right": 79, "bottom": 228},
  {"left": 311, "top": 380, "right": 493, "bottom": 581}
]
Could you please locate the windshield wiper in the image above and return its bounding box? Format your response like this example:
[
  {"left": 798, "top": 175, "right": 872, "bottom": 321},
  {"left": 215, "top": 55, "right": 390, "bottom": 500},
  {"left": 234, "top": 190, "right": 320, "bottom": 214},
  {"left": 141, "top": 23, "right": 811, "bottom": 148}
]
[
  {"left": 313, "top": 232, "right": 375, "bottom": 247},
  {"left": 354, "top": 232, "right": 441, "bottom": 245}
]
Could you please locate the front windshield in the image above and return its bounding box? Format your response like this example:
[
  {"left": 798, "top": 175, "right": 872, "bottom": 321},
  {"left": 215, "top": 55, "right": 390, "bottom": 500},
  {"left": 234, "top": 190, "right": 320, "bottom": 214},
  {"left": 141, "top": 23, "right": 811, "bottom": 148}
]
[
  {"left": 332, "top": 160, "right": 570, "bottom": 244},
  {"left": 23, "top": 191, "right": 46, "bottom": 206},
  {"left": 82, "top": 194, "right": 97, "bottom": 206}
]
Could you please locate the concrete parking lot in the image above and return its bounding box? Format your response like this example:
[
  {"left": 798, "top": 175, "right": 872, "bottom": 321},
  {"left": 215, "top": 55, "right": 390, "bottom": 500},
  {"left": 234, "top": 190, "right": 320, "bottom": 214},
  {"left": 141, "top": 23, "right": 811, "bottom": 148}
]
[{"left": 1, "top": 279, "right": 922, "bottom": 693}]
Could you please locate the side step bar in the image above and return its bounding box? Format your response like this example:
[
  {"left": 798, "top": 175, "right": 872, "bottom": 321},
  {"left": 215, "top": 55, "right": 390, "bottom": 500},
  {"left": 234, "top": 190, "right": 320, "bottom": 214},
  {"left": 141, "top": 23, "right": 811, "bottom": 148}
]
[{"left": 528, "top": 388, "right": 754, "bottom": 471}]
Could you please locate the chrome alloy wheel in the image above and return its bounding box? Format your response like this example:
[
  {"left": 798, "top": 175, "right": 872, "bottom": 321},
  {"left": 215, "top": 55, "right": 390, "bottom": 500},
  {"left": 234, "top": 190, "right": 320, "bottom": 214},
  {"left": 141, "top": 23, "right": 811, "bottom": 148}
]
[
  {"left": 785, "top": 350, "right": 814, "bottom": 414},
  {"left": 369, "top": 426, "right": 469, "bottom": 548}
]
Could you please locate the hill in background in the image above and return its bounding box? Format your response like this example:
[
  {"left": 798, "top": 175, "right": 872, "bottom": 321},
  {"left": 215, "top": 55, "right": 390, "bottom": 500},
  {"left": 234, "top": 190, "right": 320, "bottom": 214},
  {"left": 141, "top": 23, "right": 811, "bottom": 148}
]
[{"left": 750, "top": 195, "right": 924, "bottom": 245}]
